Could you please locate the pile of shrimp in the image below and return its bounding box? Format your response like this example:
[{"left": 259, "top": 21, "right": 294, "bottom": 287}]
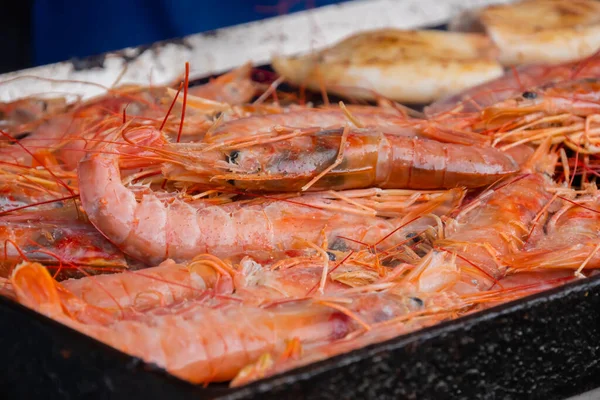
[{"left": 2, "top": 51, "right": 600, "bottom": 388}]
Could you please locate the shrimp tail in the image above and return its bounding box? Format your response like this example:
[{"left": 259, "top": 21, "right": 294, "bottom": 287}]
[
  {"left": 11, "top": 262, "right": 63, "bottom": 317},
  {"left": 11, "top": 262, "right": 114, "bottom": 325}
]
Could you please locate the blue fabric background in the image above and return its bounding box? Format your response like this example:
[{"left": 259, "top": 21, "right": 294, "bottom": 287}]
[{"left": 33, "top": 0, "right": 347, "bottom": 66}]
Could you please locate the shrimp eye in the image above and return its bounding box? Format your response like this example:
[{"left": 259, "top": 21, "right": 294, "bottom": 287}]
[
  {"left": 227, "top": 150, "right": 240, "bottom": 164},
  {"left": 327, "top": 251, "right": 336, "bottom": 261},
  {"left": 14, "top": 131, "right": 32, "bottom": 140},
  {"left": 522, "top": 91, "right": 537, "bottom": 99},
  {"left": 409, "top": 297, "right": 424, "bottom": 307}
]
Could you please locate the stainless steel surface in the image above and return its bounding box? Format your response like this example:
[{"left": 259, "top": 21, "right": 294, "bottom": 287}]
[{"left": 0, "top": 0, "right": 510, "bottom": 103}]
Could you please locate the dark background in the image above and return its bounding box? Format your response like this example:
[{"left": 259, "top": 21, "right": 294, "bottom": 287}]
[{"left": 0, "top": 0, "right": 349, "bottom": 74}]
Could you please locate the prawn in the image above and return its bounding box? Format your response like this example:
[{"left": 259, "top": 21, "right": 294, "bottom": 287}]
[
  {"left": 187, "top": 62, "right": 256, "bottom": 105},
  {"left": 162, "top": 127, "right": 520, "bottom": 192},
  {"left": 78, "top": 127, "right": 464, "bottom": 265},
  {"left": 10, "top": 261, "right": 431, "bottom": 384},
  {"left": 507, "top": 192, "right": 600, "bottom": 273},
  {"left": 0, "top": 218, "right": 128, "bottom": 279},
  {"left": 204, "top": 106, "right": 488, "bottom": 146},
  {"left": 61, "top": 255, "right": 235, "bottom": 311},
  {"left": 425, "top": 52, "right": 600, "bottom": 117},
  {"left": 480, "top": 78, "right": 600, "bottom": 153},
  {"left": 402, "top": 145, "right": 557, "bottom": 293},
  {"left": 230, "top": 269, "right": 574, "bottom": 387}
]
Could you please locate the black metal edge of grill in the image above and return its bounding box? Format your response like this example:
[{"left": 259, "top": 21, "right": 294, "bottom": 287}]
[{"left": 2, "top": 271, "right": 599, "bottom": 400}]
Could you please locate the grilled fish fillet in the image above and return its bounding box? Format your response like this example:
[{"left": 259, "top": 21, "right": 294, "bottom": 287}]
[
  {"left": 272, "top": 29, "right": 503, "bottom": 104},
  {"left": 450, "top": 0, "right": 600, "bottom": 66}
]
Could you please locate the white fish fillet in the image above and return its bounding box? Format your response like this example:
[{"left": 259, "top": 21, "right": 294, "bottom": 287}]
[
  {"left": 272, "top": 29, "right": 504, "bottom": 104},
  {"left": 450, "top": 0, "right": 600, "bottom": 66}
]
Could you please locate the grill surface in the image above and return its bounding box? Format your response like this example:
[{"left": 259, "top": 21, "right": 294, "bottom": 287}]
[
  {"left": 2, "top": 273, "right": 600, "bottom": 399},
  {"left": 1, "top": 1, "right": 599, "bottom": 398}
]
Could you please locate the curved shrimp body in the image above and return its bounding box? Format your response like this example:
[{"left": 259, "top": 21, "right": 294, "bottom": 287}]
[
  {"left": 408, "top": 174, "right": 555, "bottom": 293},
  {"left": 508, "top": 194, "right": 600, "bottom": 271},
  {"left": 166, "top": 128, "right": 518, "bottom": 191},
  {"left": 78, "top": 146, "right": 439, "bottom": 265}
]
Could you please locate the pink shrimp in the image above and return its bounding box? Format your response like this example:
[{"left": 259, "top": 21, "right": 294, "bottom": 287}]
[
  {"left": 230, "top": 269, "right": 574, "bottom": 387},
  {"left": 425, "top": 53, "right": 600, "bottom": 117},
  {"left": 163, "top": 127, "right": 519, "bottom": 192},
  {"left": 10, "top": 261, "right": 441, "bottom": 384},
  {"left": 0, "top": 96, "right": 68, "bottom": 134},
  {"left": 61, "top": 255, "right": 234, "bottom": 311},
  {"left": 0, "top": 218, "right": 128, "bottom": 279},
  {"left": 78, "top": 128, "right": 463, "bottom": 265},
  {"left": 187, "top": 62, "right": 256, "bottom": 105},
  {"left": 403, "top": 161, "right": 556, "bottom": 294},
  {"left": 507, "top": 192, "right": 600, "bottom": 272},
  {"left": 204, "top": 106, "right": 489, "bottom": 146}
]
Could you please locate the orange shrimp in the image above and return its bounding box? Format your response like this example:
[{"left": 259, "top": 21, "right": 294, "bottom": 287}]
[
  {"left": 59, "top": 253, "right": 352, "bottom": 312},
  {"left": 230, "top": 269, "right": 574, "bottom": 387},
  {"left": 403, "top": 162, "right": 556, "bottom": 294},
  {"left": 78, "top": 128, "right": 463, "bottom": 265},
  {"left": 476, "top": 78, "right": 600, "bottom": 154},
  {"left": 0, "top": 218, "right": 128, "bottom": 278},
  {"left": 508, "top": 192, "right": 600, "bottom": 272},
  {"left": 10, "top": 262, "right": 417, "bottom": 384},
  {"left": 0, "top": 96, "right": 68, "bottom": 134},
  {"left": 203, "top": 106, "right": 488, "bottom": 146},
  {"left": 163, "top": 127, "right": 519, "bottom": 192},
  {"left": 61, "top": 255, "right": 234, "bottom": 311},
  {"left": 187, "top": 62, "right": 256, "bottom": 105},
  {"left": 425, "top": 53, "right": 600, "bottom": 117}
]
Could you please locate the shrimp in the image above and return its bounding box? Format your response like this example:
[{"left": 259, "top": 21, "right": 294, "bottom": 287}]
[
  {"left": 480, "top": 78, "right": 600, "bottom": 153},
  {"left": 163, "top": 127, "right": 519, "bottom": 192},
  {"left": 61, "top": 255, "right": 234, "bottom": 311},
  {"left": 187, "top": 62, "right": 256, "bottom": 105},
  {"left": 78, "top": 128, "right": 463, "bottom": 265},
  {"left": 507, "top": 192, "right": 600, "bottom": 273},
  {"left": 60, "top": 253, "right": 352, "bottom": 312},
  {"left": 403, "top": 147, "right": 556, "bottom": 294},
  {"left": 10, "top": 262, "right": 419, "bottom": 384},
  {"left": 230, "top": 270, "right": 574, "bottom": 387},
  {"left": 205, "top": 102, "right": 488, "bottom": 146},
  {"left": 0, "top": 70, "right": 254, "bottom": 169},
  {"left": 0, "top": 218, "right": 128, "bottom": 279},
  {"left": 0, "top": 96, "right": 68, "bottom": 134},
  {"left": 425, "top": 53, "right": 600, "bottom": 117}
]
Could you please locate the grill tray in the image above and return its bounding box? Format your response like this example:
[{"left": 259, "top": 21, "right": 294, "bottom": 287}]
[{"left": 1, "top": 1, "right": 599, "bottom": 398}]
